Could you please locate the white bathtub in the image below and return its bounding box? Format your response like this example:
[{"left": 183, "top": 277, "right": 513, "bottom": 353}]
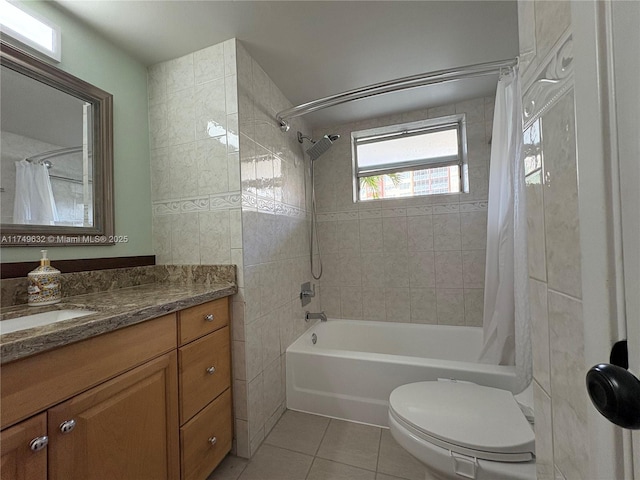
[{"left": 286, "top": 319, "right": 518, "bottom": 427}]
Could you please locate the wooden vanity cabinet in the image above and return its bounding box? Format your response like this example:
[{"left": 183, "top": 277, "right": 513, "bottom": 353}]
[
  {"left": 0, "top": 296, "right": 233, "bottom": 480},
  {"left": 0, "top": 413, "right": 47, "bottom": 480}
]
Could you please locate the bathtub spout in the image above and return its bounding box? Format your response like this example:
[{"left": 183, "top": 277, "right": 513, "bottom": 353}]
[{"left": 305, "top": 311, "right": 327, "bottom": 322}]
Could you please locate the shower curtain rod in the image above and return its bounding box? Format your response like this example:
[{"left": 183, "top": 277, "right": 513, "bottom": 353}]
[
  {"left": 276, "top": 57, "right": 518, "bottom": 131},
  {"left": 25, "top": 146, "right": 84, "bottom": 163},
  {"left": 25, "top": 146, "right": 89, "bottom": 183}
]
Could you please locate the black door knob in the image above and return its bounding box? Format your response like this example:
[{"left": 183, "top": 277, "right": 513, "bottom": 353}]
[{"left": 586, "top": 363, "right": 640, "bottom": 430}]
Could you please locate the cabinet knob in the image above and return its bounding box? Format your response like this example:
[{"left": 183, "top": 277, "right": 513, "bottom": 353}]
[
  {"left": 29, "top": 436, "right": 48, "bottom": 452},
  {"left": 59, "top": 419, "right": 76, "bottom": 434},
  {"left": 208, "top": 436, "right": 217, "bottom": 446},
  {"left": 204, "top": 314, "right": 214, "bottom": 322},
  {"left": 206, "top": 366, "right": 216, "bottom": 375}
]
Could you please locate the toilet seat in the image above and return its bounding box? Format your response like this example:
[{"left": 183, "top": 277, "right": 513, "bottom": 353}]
[{"left": 389, "top": 381, "right": 535, "bottom": 463}]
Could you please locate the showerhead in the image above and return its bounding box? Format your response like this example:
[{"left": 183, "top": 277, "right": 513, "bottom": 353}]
[{"left": 297, "top": 131, "right": 340, "bottom": 161}]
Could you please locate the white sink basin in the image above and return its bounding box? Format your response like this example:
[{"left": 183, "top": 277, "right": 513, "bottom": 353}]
[{"left": 0, "top": 309, "right": 97, "bottom": 335}]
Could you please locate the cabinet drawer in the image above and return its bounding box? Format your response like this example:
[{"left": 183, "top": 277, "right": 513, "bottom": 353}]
[
  {"left": 179, "top": 327, "right": 230, "bottom": 423},
  {"left": 178, "top": 298, "right": 229, "bottom": 345},
  {"left": 180, "top": 388, "right": 232, "bottom": 480}
]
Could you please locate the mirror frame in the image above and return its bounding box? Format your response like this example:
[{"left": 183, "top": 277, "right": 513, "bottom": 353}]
[{"left": 0, "top": 40, "right": 114, "bottom": 246}]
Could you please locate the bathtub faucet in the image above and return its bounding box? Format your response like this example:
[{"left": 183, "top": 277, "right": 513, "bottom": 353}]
[{"left": 305, "top": 311, "right": 327, "bottom": 322}]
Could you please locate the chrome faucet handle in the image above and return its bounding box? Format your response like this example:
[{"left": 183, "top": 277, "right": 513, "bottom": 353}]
[{"left": 300, "top": 282, "right": 316, "bottom": 299}]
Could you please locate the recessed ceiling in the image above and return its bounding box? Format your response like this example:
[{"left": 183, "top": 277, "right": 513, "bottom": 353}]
[{"left": 54, "top": 1, "right": 519, "bottom": 128}]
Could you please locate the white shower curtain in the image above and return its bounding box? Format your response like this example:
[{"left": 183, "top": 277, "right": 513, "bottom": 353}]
[
  {"left": 13, "top": 160, "right": 59, "bottom": 225},
  {"left": 479, "top": 68, "right": 532, "bottom": 393}
]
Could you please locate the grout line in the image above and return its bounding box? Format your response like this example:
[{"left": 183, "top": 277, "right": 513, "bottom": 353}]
[
  {"left": 233, "top": 458, "right": 250, "bottom": 480},
  {"left": 261, "top": 441, "right": 314, "bottom": 458},
  {"left": 304, "top": 456, "right": 317, "bottom": 480},
  {"left": 313, "top": 417, "right": 332, "bottom": 457},
  {"left": 256, "top": 442, "right": 314, "bottom": 459},
  {"left": 375, "top": 426, "right": 383, "bottom": 474},
  {"left": 312, "top": 420, "right": 382, "bottom": 474},
  {"left": 312, "top": 457, "right": 379, "bottom": 474}
]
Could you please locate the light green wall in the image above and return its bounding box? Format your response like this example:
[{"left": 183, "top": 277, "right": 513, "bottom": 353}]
[{"left": 1, "top": 1, "right": 152, "bottom": 263}]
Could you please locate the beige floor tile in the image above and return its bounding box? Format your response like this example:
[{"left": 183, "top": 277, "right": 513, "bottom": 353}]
[
  {"left": 377, "top": 473, "right": 441, "bottom": 480},
  {"left": 264, "top": 410, "right": 330, "bottom": 455},
  {"left": 307, "top": 458, "right": 376, "bottom": 480},
  {"left": 237, "top": 444, "right": 313, "bottom": 480},
  {"left": 376, "top": 474, "right": 409, "bottom": 480},
  {"left": 207, "top": 454, "right": 249, "bottom": 480},
  {"left": 377, "top": 430, "right": 426, "bottom": 480},
  {"left": 316, "top": 419, "right": 381, "bottom": 471}
]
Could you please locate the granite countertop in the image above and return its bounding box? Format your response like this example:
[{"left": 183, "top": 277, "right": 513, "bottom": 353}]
[{"left": 0, "top": 281, "right": 237, "bottom": 364}]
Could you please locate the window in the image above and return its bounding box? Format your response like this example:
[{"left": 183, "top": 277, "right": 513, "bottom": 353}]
[
  {"left": 0, "top": 0, "right": 61, "bottom": 61},
  {"left": 353, "top": 115, "right": 468, "bottom": 201}
]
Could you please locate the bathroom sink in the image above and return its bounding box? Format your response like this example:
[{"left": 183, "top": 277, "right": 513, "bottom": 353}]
[{"left": 0, "top": 309, "right": 97, "bottom": 335}]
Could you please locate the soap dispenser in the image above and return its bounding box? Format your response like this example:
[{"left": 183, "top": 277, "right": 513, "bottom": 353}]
[{"left": 28, "top": 250, "right": 61, "bottom": 306}]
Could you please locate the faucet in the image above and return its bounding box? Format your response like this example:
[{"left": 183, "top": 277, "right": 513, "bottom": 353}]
[{"left": 305, "top": 311, "right": 327, "bottom": 322}]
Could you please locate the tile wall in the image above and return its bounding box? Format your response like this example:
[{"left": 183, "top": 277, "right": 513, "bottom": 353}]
[
  {"left": 311, "top": 98, "right": 493, "bottom": 326},
  {"left": 148, "top": 39, "right": 318, "bottom": 459},
  {"left": 148, "top": 39, "right": 241, "bottom": 266},
  {"left": 235, "top": 42, "right": 319, "bottom": 458},
  {"left": 518, "top": 3, "right": 590, "bottom": 479}
]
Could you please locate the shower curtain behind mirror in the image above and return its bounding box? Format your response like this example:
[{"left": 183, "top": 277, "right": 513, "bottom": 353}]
[
  {"left": 479, "top": 67, "right": 532, "bottom": 393},
  {"left": 13, "top": 159, "right": 59, "bottom": 225}
]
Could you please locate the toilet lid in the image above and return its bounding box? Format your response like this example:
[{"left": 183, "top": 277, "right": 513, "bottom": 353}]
[{"left": 389, "top": 381, "right": 535, "bottom": 462}]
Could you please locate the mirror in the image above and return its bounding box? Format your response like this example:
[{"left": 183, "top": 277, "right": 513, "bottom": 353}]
[{"left": 0, "top": 41, "right": 114, "bottom": 246}]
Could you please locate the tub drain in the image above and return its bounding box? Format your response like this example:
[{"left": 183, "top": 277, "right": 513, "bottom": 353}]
[{"left": 311, "top": 333, "right": 317, "bottom": 345}]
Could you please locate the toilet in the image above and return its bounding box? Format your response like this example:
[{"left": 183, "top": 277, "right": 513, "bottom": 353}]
[{"left": 388, "top": 381, "right": 536, "bottom": 480}]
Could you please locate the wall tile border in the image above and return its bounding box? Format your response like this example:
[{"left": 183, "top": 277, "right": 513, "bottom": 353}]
[
  {"left": 316, "top": 199, "right": 488, "bottom": 221},
  {"left": 523, "top": 31, "right": 574, "bottom": 129},
  {"left": 406, "top": 206, "right": 433, "bottom": 216},
  {"left": 153, "top": 191, "right": 241, "bottom": 215},
  {"left": 459, "top": 201, "right": 488, "bottom": 212},
  {"left": 432, "top": 203, "right": 460, "bottom": 214}
]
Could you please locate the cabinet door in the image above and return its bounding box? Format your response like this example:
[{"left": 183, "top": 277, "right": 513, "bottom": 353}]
[
  {"left": 0, "top": 413, "right": 47, "bottom": 480},
  {"left": 47, "top": 352, "right": 179, "bottom": 480}
]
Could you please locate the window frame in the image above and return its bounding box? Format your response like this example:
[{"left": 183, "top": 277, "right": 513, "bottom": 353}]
[
  {"left": 0, "top": 0, "right": 61, "bottom": 62},
  {"left": 352, "top": 114, "right": 469, "bottom": 202}
]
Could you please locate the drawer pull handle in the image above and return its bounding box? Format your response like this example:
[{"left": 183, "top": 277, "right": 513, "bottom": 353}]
[
  {"left": 59, "top": 419, "right": 76, "bottom": 434},
  {"left": 208, "top": 436, "right": 217, "bottom": 446},
  {"left": 205, "top": 314, "right": 215, "bottom": 322},
  {"left": 206, "top": 366, "right": 216, "bottom": 375},
  {"left": 29, "top": 436, "right": 48, "bottom": 452}
]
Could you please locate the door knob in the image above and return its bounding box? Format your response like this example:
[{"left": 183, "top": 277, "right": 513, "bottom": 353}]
[{"left": 586, "top": 363, "right": 640, "bottom": 429}]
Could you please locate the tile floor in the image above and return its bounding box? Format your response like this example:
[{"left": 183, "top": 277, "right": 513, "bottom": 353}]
[{"left": 208, "top": 410, "right": 436, "bottom": 480}]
